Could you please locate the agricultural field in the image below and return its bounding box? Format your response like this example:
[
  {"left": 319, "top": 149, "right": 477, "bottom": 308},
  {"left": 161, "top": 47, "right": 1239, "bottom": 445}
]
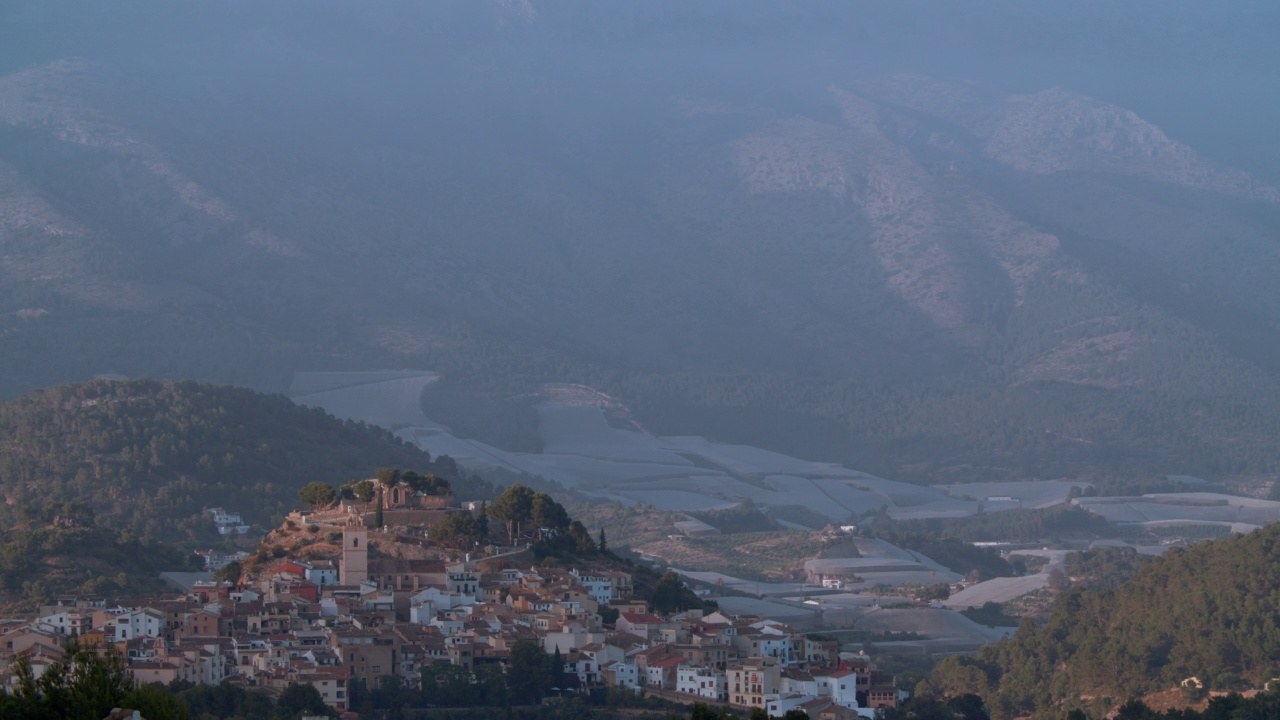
[
  {"left": 635, "top": 531, "right": 829, "bottom": 582},
  {"left": 804, "top": 537, "right": 964, "bottom": 589},
  {"left": 1073, "top": 493, "right": 1280, "bottom": 526},
  {"left": 934, "top": 480, "right": 1092, "bottom": 509},
  {"left": 845, "top": 608, "right": 1008, "bottom": 653},
  {"left": 290, "top": 371, "right": 441, "bottom": 428},
  {"left": 563, "top": 502, "right": 684, "bottom": 551},
  {"left": 290, "top": 373, "right": 1280, "bottom": 574},
  {"left": 945, "top": 574, "right": 1053, "bottom": 610}
]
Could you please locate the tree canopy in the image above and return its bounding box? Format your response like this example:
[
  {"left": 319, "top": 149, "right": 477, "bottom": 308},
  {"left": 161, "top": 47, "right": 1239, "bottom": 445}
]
[
  {"left": 298, "top": 482, "right": 336, "bottom": 509},
  {"left": 487, "top": 483, "right": 571, "bottom": 543},
  {"left": 0, "top": 380, "right": 488, "bottom": 544},
  {"left": 930, "top": 523, "right": 1280, "bottom": 718}
]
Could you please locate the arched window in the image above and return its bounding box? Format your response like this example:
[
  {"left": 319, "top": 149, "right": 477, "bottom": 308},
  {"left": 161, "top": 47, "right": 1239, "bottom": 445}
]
[{"left": 352, "top": 537, "right": 359, "bottom": 548}]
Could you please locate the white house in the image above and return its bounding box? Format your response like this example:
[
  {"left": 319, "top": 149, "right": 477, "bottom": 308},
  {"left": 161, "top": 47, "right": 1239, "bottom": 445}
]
[
  {"left": 827, "top": 669, "right": 861, "bottom": 710},
  {"left": 446, "top": 562, "right": 481, "bottom": 598},
  {"left": 208, "top": 508, "right": 251, "bottom": 535},
  {"left": 209, "top": 508, "right": 241, "bottom": 526},
  {"left": 766, "top": 693, "right": 810, "bottom": 717},
  {"left": 297, "top": 560, "right": 338, "bottom": 587},
  {"left": 408, "top": 600, "right": 436, "bottom": 625},
  {"left": 562, "top": 651, "right": 598, "bottom": 685},
  {"left": 542, "top": 629, "right": 606, "bottom": 654},
  {"left": 606, "top": 660, "right": 641, "bottom": 691},
  {"left": 677, "top": 665, "right": 727, "bottom": 701},
  {"left": 579, "top": 643, "right": 624, "bottom": 675},
  {"left": 109, "top": 608, "right": 165, "bottom": 640},
  {"left": 782, "top": 668, "right": 819, "bottom": 697},
  {"left": 569, "top": 569, "right": 615, "bottom": 605},
  {"left": 35, "top": 611, "right": 93, "bottom": 637},
  {"left": 410, "top": 587, "right": 476, "bottom": 625},
  {"left": 199, "top": 550, "right": 250, "bottom": 572},
  {"left": 758, "top": 635, "right": 793, "bottom": 664},
  {"left": 430, "top": 615, "right": 465, "bottom": 637}
]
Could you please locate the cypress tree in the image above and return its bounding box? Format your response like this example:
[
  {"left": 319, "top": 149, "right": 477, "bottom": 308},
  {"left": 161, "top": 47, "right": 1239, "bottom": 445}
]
[{"left": 552, "top": 645, "right": 565, "bottom": 690}]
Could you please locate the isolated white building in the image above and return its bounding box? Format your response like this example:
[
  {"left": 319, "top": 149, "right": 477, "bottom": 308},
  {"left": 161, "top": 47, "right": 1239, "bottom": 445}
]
[{"left": 208, "top": 508, "right": 251, "bottom": 535}]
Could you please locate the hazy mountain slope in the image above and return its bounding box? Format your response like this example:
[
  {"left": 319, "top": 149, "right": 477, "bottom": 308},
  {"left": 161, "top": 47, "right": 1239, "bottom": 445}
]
[{"left": 2, "top": 1, "right": 1279, "bottom": 487}]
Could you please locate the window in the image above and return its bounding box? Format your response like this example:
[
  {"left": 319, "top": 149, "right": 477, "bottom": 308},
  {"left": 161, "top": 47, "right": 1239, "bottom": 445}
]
[{"left": 352, "top": 538, "right": 359, "bottom": 547}]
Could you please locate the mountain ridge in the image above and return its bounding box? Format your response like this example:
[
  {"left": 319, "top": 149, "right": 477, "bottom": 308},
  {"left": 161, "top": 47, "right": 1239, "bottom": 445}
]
[{"left": 1, "top": 3, "right": 1278, "bottom": 488}]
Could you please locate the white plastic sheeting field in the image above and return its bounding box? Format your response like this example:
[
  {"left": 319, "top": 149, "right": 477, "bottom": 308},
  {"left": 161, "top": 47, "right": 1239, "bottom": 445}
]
[
  {"left": 805, "top": 537, "right": 964, "bottom": 589},
  {"left": 288, "top": 372, "right": 1280, "bottom": 535},
  {"left": 290, "top": 372, "right": 983, "bottom": 522},
  {"left": 850, "top": 608, "right": 1009, "bottom": 651},
  {"left": 468, "top": 405, "right": 982, "bottom": 521},
  {"left": 290, "top": 371, "right": 441, "bottom": 428},
  {"left": 934, "top": 480, "right": 1092, "bottom": 509},
  {"left": 1073, "top": 493, "right": 1280, "bottom": 526}
]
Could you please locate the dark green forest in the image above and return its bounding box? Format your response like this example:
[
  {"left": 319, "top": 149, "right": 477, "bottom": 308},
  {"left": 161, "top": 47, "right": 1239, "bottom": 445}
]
[
  {"left": 0, "top": 526, "right": 191, "bottom": 608},
  {"left": 0, "top": 379, "right": 496, "bottom": 543},
  {"left": 887, "top": 689, "right": 1280, "bottom": 720},
  {"left": 1060, "top": 546, "right": 1152, "bottom": 591},
  {"left": 927, "top": 523, "right": 1280, "bottom": 719}
]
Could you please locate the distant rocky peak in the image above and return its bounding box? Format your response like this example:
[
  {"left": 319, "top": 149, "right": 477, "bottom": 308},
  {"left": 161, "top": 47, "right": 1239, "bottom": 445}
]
[{"left": 979, "top": 87, "right": 1280, "bottom": 202}]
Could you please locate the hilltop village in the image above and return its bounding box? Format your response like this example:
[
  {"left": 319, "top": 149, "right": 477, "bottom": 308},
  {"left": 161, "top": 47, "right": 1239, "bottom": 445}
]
[{"left": 0, "top": 474, "right": 904, "bottom": 718}]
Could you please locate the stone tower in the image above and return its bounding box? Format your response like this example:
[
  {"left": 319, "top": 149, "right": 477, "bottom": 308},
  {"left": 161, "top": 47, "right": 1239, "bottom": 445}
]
[{"left": 340, "top": 514, "right": 368, "bottom": 585}]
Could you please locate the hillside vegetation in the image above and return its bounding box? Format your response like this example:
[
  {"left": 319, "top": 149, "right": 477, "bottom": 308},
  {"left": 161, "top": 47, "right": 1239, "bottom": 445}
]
[
  {"left": 928, "top": 523, "right": 1280, "bottom": 718},
  {"left": 0, "top": 379, "right": 486, "bottom": 542},
  {"left": 0, "top": 526, "right": 191, "bottom": 610}
]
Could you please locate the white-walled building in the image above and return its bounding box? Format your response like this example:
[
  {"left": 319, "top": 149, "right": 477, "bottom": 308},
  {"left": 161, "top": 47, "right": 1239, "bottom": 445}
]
[
  {"left": 208, "top": 508, "right": 251, "bottom": 535},
  {"left": 766, "top": 693, "right": 810, "bottom": 717},
  {"left": 108, "top": 607, "right": 165, "bottom": 640},
  {"left": 607, "top": 659, "right": 641, "bottom": 691},
  {"left": 677, "top": 664, "right": 727, "bottom": 701},
  {"left": 569, "top": 569, "right": 615, "bottom": 605}
]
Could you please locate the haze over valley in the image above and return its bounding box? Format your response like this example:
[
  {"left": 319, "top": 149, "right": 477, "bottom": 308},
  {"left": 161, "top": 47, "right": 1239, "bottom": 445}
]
[
  {"left": 3, "top": 4, "right": 1280, "bottom": 719},
  {"left": 4, "top": 1, "right": 1280, "bottom": 490}
]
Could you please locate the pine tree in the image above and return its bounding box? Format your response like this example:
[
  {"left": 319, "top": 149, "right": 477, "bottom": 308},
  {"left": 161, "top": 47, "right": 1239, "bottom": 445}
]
[
  {"left": 598, "top": 528, "right": 608, "bottom": 554},
  {"left": 374, "top": 488, "right": 384, "bottom": 529}
]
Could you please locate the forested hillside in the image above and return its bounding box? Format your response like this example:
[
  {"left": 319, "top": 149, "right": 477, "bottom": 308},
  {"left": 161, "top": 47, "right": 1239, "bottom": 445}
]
[
  {"left": 0, "top": 527, "right": 190, "bottom": 610},
  {"left": 0, "top": 379, "right": 487, "bottom": 542},
  {"left": 927, "top": 523, "right": 1280, "bottom": 719}
]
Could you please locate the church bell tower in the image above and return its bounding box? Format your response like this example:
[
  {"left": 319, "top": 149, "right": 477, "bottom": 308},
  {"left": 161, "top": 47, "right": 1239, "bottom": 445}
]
[{"left": 340, "top": 514, "right": 368, "bottom": 585}]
